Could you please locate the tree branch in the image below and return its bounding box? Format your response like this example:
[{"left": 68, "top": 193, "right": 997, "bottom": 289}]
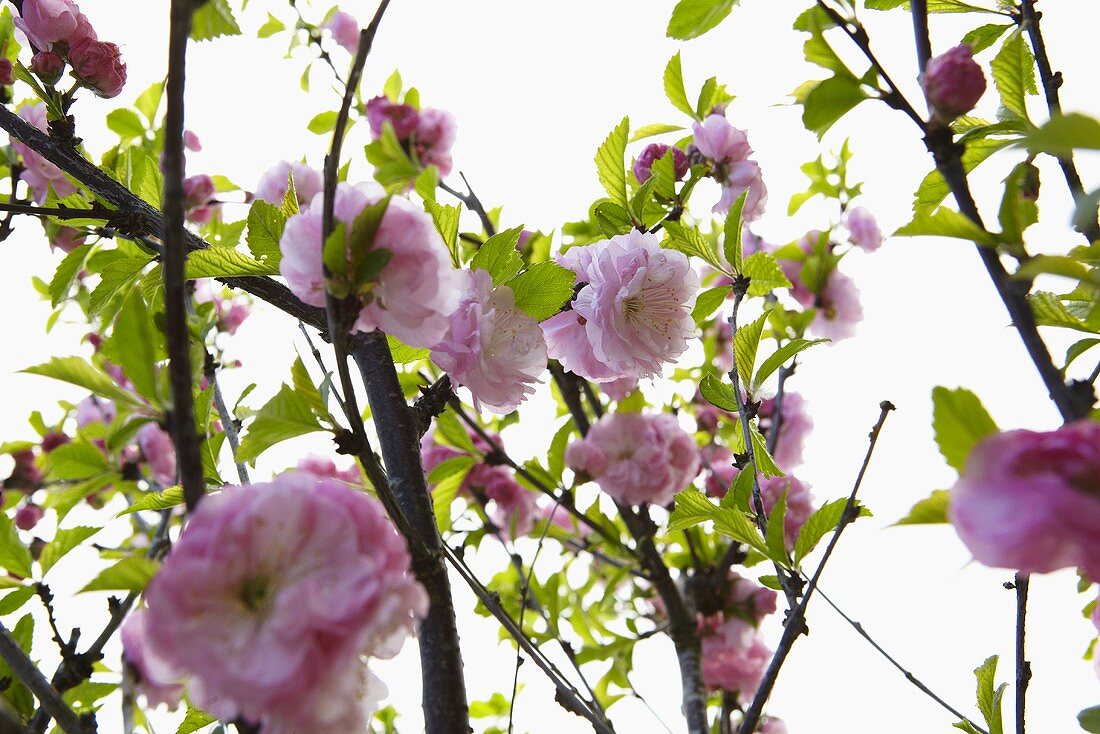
[{"left": 0, "top": 623, "right": 87, "bottom": 734}]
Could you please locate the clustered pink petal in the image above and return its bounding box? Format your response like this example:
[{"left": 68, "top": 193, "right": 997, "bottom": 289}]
[
  {"left": 324, "top": 10, "right": 360, "bottom": 54},
  {"left": 430, "top": 269, "right": 547, "bottom": 414},
  {"left": 120, "top": 610, "right": 185, "bottom": 710},
  {"left": 808, "top": 270, "right": 863, "bottom": 342},
  {"left": 484, "top": 472, "right": 538, "bottom": 539},
  {"left": 701, "top": 616, "right": 771, "bottom": 696},
  {"left": 194, "top": 279, "right": 251, "bottom": 335},
  {"left": 137, "top": 423, "right": 177, "bottom": 488},
  {"left": 759, "top": 474, "right": 815, "bottom": 550},
  {"left": 545, "top": 230, "right": 699, "bottom": 382},
  {"left": 842, "top": 205, "right": 883, "bottom": 252},
  {"left": 279, "top": 183, "right": 461, "bottom": 347},
  {"left": 691, "top": 114, "right": 768, "bottom": 220},
  {"left": 758, "top": 391, "right": 813, "bottom": 471},
  {"left": 295, "top": 453, "right": 362, "bottom": 487},
  {"left": 255, "top": 160, "right": 324, "bottom": 206},
  {"left": 15, "top": 0, "right": 81, "bottom": 49},
  {"left": 183, "top": 130, "right": 202, "bottom": 152},
  {"left": 48, "top": 225, "right": 85, "bottom": 253},
  {"left": 701, "top": 443, "right": 738, "bottom": 498},
  {"left": 183, "top": 174, "right": 218, "bottom": 225},
  {"left": 365, "top": 96, "right": 420, "bottom": 140},
  {"left": 949, "top": 421, "right": 1100, "bottom": 578},
  {"left": 413, "top": 108, "right": 458, "bottom": 177},
  {"left": 75, "top": 396, "right": 114, "bottom": 428},
  {"left": 922, "top": 44, "right": 986, "bottom": 121},
  {"left": 566, "top": 412, "right": 699, "bottom": 506},
  {"left": 139, "top": 472, "right": 428, "bottom": 732},
  {"left": 633, "top": 143, "right": 689, "bottom": 184},
  {"left": 68, "top": 37, "right": 126, "bottom": 98},
  {"left": 601, "top": 376, "right": 638, "bottom": 402},
  {"left": 12, "top": 103, "right": 78, "bottom": 203}
]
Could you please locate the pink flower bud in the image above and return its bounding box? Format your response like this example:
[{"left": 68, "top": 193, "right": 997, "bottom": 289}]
[
  {"left": 324, "top": 10, "right": 360, "bottom": 53},
  {"left": 14, "top": 503, "right": 44, "bottom": 531},
  {"left": 0, "top": 59, "right": 12, "bottom": 86},
  {"left": 183, "top": 130, "right": 202, "bottom": 152},
  {"left": 30, "top": 51, "right": 64, "bottom": 84},
  {"left": 137, "top": 423, "right": 177, "bottom": 488},
  {"left": 632, "top": 143, "right": 689, "bottom": 184},
  {"left": 68, "top": 38, "right": 126, "bottom": 98},
  {"left": 922, "top": 44, "right": 986, "bottom": 121},
  {"left": 15, "top": 0, "right": 81, "bottom": 50},
  {"left": 365, "top": 95, "right": 419, "bottom": 140},
  {"left": 40, "top": 432, "right": 70, "bottom": 453}
]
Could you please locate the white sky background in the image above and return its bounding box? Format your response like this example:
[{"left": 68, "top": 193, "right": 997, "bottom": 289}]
[{"left": 2, "top": 0, "right": 1099, "bottom": 732}]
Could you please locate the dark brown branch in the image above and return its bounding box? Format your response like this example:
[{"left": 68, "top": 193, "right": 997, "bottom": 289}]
[
  {"left": 161, "top": 0, "right": 205, "bottom": 512},
  {"left": 440, "top": 173, "right": 496, "bottom": 237},
  {"left": 737, "top": 401, "right": 894, "bottom": 734},
  {"left": 0, "top": 623, "right": 87, "bottom": 734},
  {"left": 1014, "top": 573, "right": 1031, "bottom": 734}
]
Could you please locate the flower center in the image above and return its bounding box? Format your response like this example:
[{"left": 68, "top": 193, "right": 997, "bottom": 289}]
[{"left": 239, "top": 576, "right": 272, "bottom": 612}]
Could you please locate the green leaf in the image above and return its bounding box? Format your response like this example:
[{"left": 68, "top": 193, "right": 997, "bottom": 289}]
[
  {"left": 291, "top": 356, "right": 329, "bottom": 422},
  {"left": 700, "top": 373, "right": 738, "bottom": 412},
  {"left": 432, "top": 464, "right": 467, "bottom": 533},
  {"left": 387, "top": 335, "right": 429, "bottom": 364},
  {"left": 595, "top": 117, "right": 630, "bottom": 208},
  {"left": 23, "top": 357, "right": 140, "bottom": 407},
  {"left": 132, "top": 152, "right": 163, "bottom": 209},
  {"left": 1022, "top": 113, "right": 1100, "bottom": 156},
  {"left": 723, "top": 190, "right": 748, "bottom": 272},
  {"left": 39, "top": 526, "right": 100, "bottom": 576},
  {"left": 434, "top": 409, "right": 476, "bottom": 453},
  {"left": 237, "top": 384, "right": 326, "bottom": 463},
  {"left": 1078, "top": 706, "right": 1100, "bottom": 733},
  {"left": 894, "top": 207, "right": 997, "bottom": 246},
  {"left": 973, "top": 655, "right": 1003, "bottom": 734},
  {"left": 801, "top": 75, "right": 868, "bottom": 138},
  {"left": 668, "top": 488, "right": 770, "bottom": 557},
  {"left": 914, "top": 137, "right": 1013, "bottom": 214},
  {"left": 547, "top": 420, "right": 574, "bottom": 482},
  {"left": 997, "top": 162, "right": 1039, "bottom": 245},
  {"left": 470, "top": 227, "right": 524, "bottom": 285},
  {"left": 895, "top": 490, "right": 951, "bottom": 526},
  {"left": 733, "top": 312, "right": 769, "bottom": 386},
  {"left": 308, "top": 110, "right": 339, "bottom": 135},
  {"left": 80, "top": 556, "right": 159, "bottom": 593},
  {"left": 106, "top": 109, "right": 145, "bottom": 141},
  {"left": 45, "top": 441, "right": 110, "bottom": 481},
  {"left": 962, "top": 23, "right": 1012, "bottom": 54},
  {"left": 186, "top": 247, "right": 277, "bottom": 278},
  {"left": 0, "top": 514, "right": 31, "bottom": 578},
  {"left": 134, "top": 82, "right": 164, "bottom": 123},
  {"left": 594, "top": 201, "right": 634, "bottom": 237},
  {"left": 662, "top": 221, "right": 723, "bottom": 271},
  {"left": 750, "top": 425, "right": 783, "bottom": 478},
  {"left": 663, "top": 54, "right": 696, "bottom": 119},
  {"left": 765, "top": 489, "right": 789, "bottom": 563},
  {"left": 424, "top": 200, "right": 462, "bottom": 268},
  {"left": 1029, "top": 291, "right": 1097, "bottom": 333},
  {"left": 932, "top": 386, "right": 999, "bottom": 471},
  {"left": 666, "top": 0, "right": 737, "bottom": 40},
  {"left": 117, "top": 486, "right": 185, "bottom": 516},
  {"left": 508, "top": 262, "right": 576, "bottom": 321},
  {"left": 0, "top": 587, "right": 35, "bottom": 616},
  {"left": 691, "top": 286, "right": 731, "bottom": 325},
  {"left": 1065, "top": 338, "right": 1100, "bottom": 371},
  {"left": 753, "top": 339, "right": 828, "bottom": 390},
  {"left": 630, "top": 123, "right": 686, "bottom": 142},
  {"left": 991, "top": 30, "right": 1036, "bottom": 123},
  {"left": 191, "top": 0, "right": 242, "bottom": 41},
  {"left": 742, "top": 252, "right": 792, "bottom": 296},
  {"left": 246, "top": 199, "right": 286, "bottom": 265},
  {"left": 793, "top": 498, "right": 861, "bottom": 564},
  {"left": 257, "top": 12, "right": 286, "bottom": 38},
  {"left": 88, "top": 256, "right": 152, "bottom": 315},
  {"left": 101, "top": 290, "right": 159, "bottom": 401},
  {"left": 49, "top": 243, "right": 92, "bottom": 307}
]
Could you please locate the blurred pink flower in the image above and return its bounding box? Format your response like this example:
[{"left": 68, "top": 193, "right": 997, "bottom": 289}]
[
  {"left": 566, "top": 412, "right": 698, "bottom": 506},
  {"left": 601, "top": 376, "right": 638, "bottom": 401},
  {"left": 808, "top": 270, "right": 863, "bottom": 342},
  {"left": 141, "top": 472, "right": 428, "bottom": 732},
  {"left": 137, "top": 423, "right": 177, "bottom": 488},
  {"left": 75, "top": 396, "right": 114, "bottom": 428},
  {"left": 633, "top": 143, "right": 688, "bottom": 184},
  {"left": 431, "top": 269, "right": 547, "bottom": 414},
  {"left": 842, "top": 205, "right": 882, "bottom": 252},
  {"left": 12, "top": 103, "right": 78, "bottom": 202},
  {"left": 295, "top": 454, "right": 362, "bottom": 487},
  {"left": 949, "top": 421, "right": 1100, "bottom": 578},
  {"left": 758, "top": 391, "right": 813, "bottom": 471},
  {"left": 255, "top": 160, "right": 324, "bottom": 206},
  {"left": 691, "top": 114, "right": 767, "bottom": 220},
  {"left": 183, "top": 130, "right": 202, "bottom": 152},
  {"left": 14, "top": 503, "right": 44, "bottom": 531},
  {"left": 48, "top": 225, "right": 85, "bottom": 253},
  {"left": 701, "top": 616, "right": 771, "bottom": 697},
  {"left": 485, "top": 472, "right": 538, "bottom": 539},
  {"left": 120, "top": 610, "right": 185, "bottom": 710},
  {"left": 365, "top": 95, "right": 420, "bottom": 140},
  {"left": 183, "top": 174, "right": 218, "bottom": 225},
  {"left": 15, "top": 0, "right": 81, "bottom": 49},
  {"left": 759, "top": 473, "right": 815, "bottom": 550},
  {"left": 413, "top": 108, "right": 457, "bottom": 177},
  {"left": 325, "top": 10, "right": 360, "bottom": 53}
]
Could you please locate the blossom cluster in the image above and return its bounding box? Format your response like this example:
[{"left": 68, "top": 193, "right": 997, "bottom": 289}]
[{"left": 15, "top": 0, "right": 126, "bottom": 98}]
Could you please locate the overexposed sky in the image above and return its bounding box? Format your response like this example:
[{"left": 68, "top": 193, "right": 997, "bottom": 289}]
[{"left": 2, "top": 1, "right": 1099, "bottom": 732}]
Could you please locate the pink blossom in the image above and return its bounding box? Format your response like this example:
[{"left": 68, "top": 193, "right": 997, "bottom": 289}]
[
  {"left": 12, "top": 103, "right": 78, "bottom": 203},
  {"left": 566, "top": 412, "right": 698, "bottom": 506},
  {"left": 842, "top": 206, "right": 882, "bottom": 252},
  {"left": 75, "top": 396, "right": 114, "bottom": 428},
  {"left": 15, "top": 0, "right": 81, "bottom": 50},
  {"left": 194, "top": 280, "right": 250, "bottom": 334},
  {"left": 691, "top": 115, "right": 767, "bottom": 220},
  {"left": 365, "top": 95, "right": 420, "bottom": 140},
  {"left": 325, "top": 11, "right": 360, "bottom": 53},
  {"left": 120, "top": 610, "right": 185, "bottom": 710},
  {"left": 40, "top": 432, "right": 70, "bottom": 453},
  {"left": 702, "top": 444, "right": 738, "bottom": 498},
  {"left": 485, "top": 472, "right": 538, "bottom": 539},
  {"left": 545, "top": 230, "right": 699, "bottom": 381},
  {"left": 701, "top": 616, "right": 771, "bottom": 696},
  {"left": 49, "top": 225, "right": 85, "bottom": 253},
  {"left": 759, "top": 474, "right": 814, "bottom": 550},
  {"left": 0, "top": 59, "right": 12, "bottom": 86},
  {"left": 601, "top": 376, "right": 638, "bottom": 401},
  {"left": 808, "top": 270, "right": 863, "bottom": 342},
  {"left": 68, "top": 38, "right": 126, "bottom": 98},
  {"left": 633, "top": 143, "right": 689, "bottom": 184},
  {"left": 431, "top": 269, "right": 547, "bottom": 414},
  {"left": 255, "top": 160, "right": 324, "bottom": 206},
  {"left": 137, "top": 423, "right": 177, "bottom": 488},
  {"left": 141, "top": 472, "right": 428, "bottom": 732},
  {"left": 14, "top": 503, "right": 44, "bottom": 531},
  {"left": 413, "top": 108, "right": 457, "bottom": 177},
  {"left": 725, "top": 573, "right": 778, "bottom": 623},
  {"left": 923, "top": 44, "right": 986, "bottom": 120},
  {"left": 6, "top": 450, "right": 42, "bottom": 490},
  {"left": 949, "top": 421, "right": 1100, "bottom": 578},
  {"left": 183, "top": 130, "right": 202, "bottom": 152},
  {"left": 183, "top": 174, "right": 218, "bottom": 225},
  {"left": 280, "top": 183, "right": 461, "bottom": 347},
  {"left": 758, "top": 391, "right": 813, "bottom": 471},
  {"left": 295, "top": 454, "right": 362, "bottom": 487}
]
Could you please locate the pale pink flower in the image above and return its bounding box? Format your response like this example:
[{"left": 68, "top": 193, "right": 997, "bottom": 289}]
[
  {"left": 431, "top": 269, "right": 547, "bottom": 414},
  {"left": 12, "top": 103, "right": 77, "bottom": 202},
  {"left": 75, "top": 396, "right": 114, "bottom": 428},
  {"left": 69, "top": 37, "right": 126, "bottom": 98},
  {"left": 194, "top": 280, "right": 250, "bottom": 335},
  {"left": 255, "top": 160, "right": 324, "bottom": 206},
  {"left": 949, "top": 421, "right": 1100, "bottom": 579},
  {"left": 141, "top": 472, "right": 428, "bottom": 732},
  {"left": 137, "top": 423, "right": 177, "bottom": 488},
  {"left": 692, "top": 114, "right": 752, "bottom": 163},
  {"left": 48, "top": 225, "right": 85, "bottom": 253},
  {"left": 691, "top": 114, "right": 767, "bottom": 220},
  {"left": 758, "top": 392, "right": 813, "bottom": 471},
  {"left": 808, "top": 270, "right": 863, "bottom": 342},
  {"left": 420, "top": 427, "right": 508, "bottom": 498},
  {"left": 923, "top": 44, "right": 986, "bottom": 121},
  {"left": 715, "top": 159, "right": 768, "bottom": 221},
  {"left": 725, "top": 573, "right": 778, "bottom": 623},
  {"left": 366, "top": 95, "right": 420, "bottom": 140},
  {"left": 730, "top": 716, "right": 789, "bottom": 734},
  {"left": 701, "top": 617, "right": 771, "bottom": 696},
  {"left": 413, "top": 108, "right": 457, "bottom": 177},
  {"left": 324, "top": 10, "right": 360, "bottom": 53},
  {"left": 120, "top": 610, "right": 185, "bottom": 710},
  {"left": 295, "top": 454, "right": 362, "bottom": 487},
  {"left": 633, "top": 143, "right": 689, "bottom": 184},
  {"left": 702, "top": 443, "right": 738, "bottom": 498},
  {"left": 566, "top": 412, "right": 699, "bottom": 506},
  {"left": 842, "top": 206, "right": 882, "bottom": 252},
  {"left": 15, "top": 0, "right": 80, "bottom": 49},
  {"left": 545, "top": 230, "right": 699, "bottom": 381},
  {"left": 280, "top": 183, "right": 461, "bottom": 347},
  {"left": 759, "top": 474, "right": 814, "bottom": 550}
]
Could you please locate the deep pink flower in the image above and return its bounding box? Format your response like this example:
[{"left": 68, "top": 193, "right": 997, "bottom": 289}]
[
  {"left": 0, "top": 59, "right": 12, "bottom": 86},
  {"left": 566, "top": 412, "right": 698, "bottom": 506},
  {"left": 691, "top": 115, "right": 767, "bottom": 220},
  {"left": 75, "top": 396, "right": 114, "bottom": 428},
  {"left": 280, "top": 183, "right": 461, "bottom": 347},
  {"left": 413, "top": 108, "right": 457, "bottom": 177},
  {"left": 633, "top": 143, "right": 689, "bottom": 184},
  {"left": 137, "top": 424, "right": 176, "bottom": 488},
  {"left": 6, "top": 450, "right": 42, "bottom": 490},
  {"left": 365, "top": 96, "right": 420, "bottom": 140},
  {"left": 759, "top": 474, "right": 814, "bottom": 550},
  {"left": 808, "top": 270, "right": 863, "bottom": 342},
  {"left": 923, "top": 44, "right": 986, "bottom": 120},
  {"left": 431, "top": 269, "right": 547, "bottom": 414},
  {"left": 295, "top": 454, "right": 362, "bottom": 487},
  {"left": 12, "top": 103, "right": 78, "bottom": 203},
  {"left": 324, "top": 10, "right": 360, "bottom": 53},
  {"left": 141, "top": 472, "right": 428, "bottom": 732},
  {"left": 40, "top": 432, "right": 70, "bottom": 453},
  {"left": 701, "top": 617, "right": 771, "bottom": 696},
  {"left": 255, "top": 160, "right": 324, "bottom": 206},
  {"left": 183, "top": 174, "right": 218, "bottom": 225},
  {"left": 120, "top": 610, "right": 185, "bottom": 710},
  {"left": 14, "top": 503, "right": 44, "bottom": 531},
  {"left": 15, "top": 0, "right": 80, "bottom": 49},
  {"left": 544, "top": 230, "right": 699, "bottom": 381},
  {"left": 949, "top": 421, "right": 1100, "bottom": 578},
  {"left": 30, "top": 51, "right": 63, "bottom": 84},
  {"left": 68, "top": 38, "right": 126, "bottom": 98},
  {"left": 842, "top": 205, "right": 882, "bottom": 252},
  {"left": 758, "top": 391, "right": 813, "bottom": 471}
]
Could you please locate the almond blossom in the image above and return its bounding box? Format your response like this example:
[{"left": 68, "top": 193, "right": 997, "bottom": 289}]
[{"left": 691, "top": 114, "right": 768, "bottom": 221}]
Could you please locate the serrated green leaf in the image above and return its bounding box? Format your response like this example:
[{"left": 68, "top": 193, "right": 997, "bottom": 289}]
[
  {"left": 692, "top": 286, "right": 731, "bottom": 325},
  {"left": 508, "top": 261, "right": 576, "bottom": 321},
  {"left": 424, "top": 200, "right": 462, "bottom": 268},
  {"left": 101, "top": 289, "right": 159, "bottom": 401},
  {"left": 895, "top": 490, "right": 951, "bottom": 526},
  {"left": 974, "top": 655, "right": 1001, "bottom": 733},
  {"left": 595, "top": 117, "right": 630, "bottom": 208},
  {"left": 186, "top": 247, "right": 277, "bottom": 278},
  {"left": 547, "top": 420, "right": 574, "bottom": 482},
  {"left": 733, "top": 312, "right": 769, "bottom": 386},
  {"left": 88, "top": 256, "right": 152, "bottom": 315},
  {"left": 914, "top": 137, "right": 1013, "bottom": 213},
  {"left": 81, "top": 556, "right": 159, "bottom": 593},
  {"left": 895, "top": 207, "right": 997, "bottom": 245},
  {"left": 470, "top": 227, "right": 524, "bottom": 285},
  {"left": 594, "top": 201, "right": 634, "bottom": 237},
  {"left": 39, "top": 526, "right": 100, "bottom": 576},
  {"left": 24, "top": 357, "right": 139, "bottom": 407},
  {"left": 663, "top": 221, "right": 723, "bottom": 271},
  {"left": 990, "top": 29, "right": 1036, "bottom": 123},
  {"left": 134, "top": 82, "right": 164, "bottom": 123},
  {"left": 246, "top": 199, "right": 286, "bottom": 265},
  {"left": 793, "top": 498, "right": 865, "bottom": 563},
  {"left": 765, "top": 489, "right": 789, "bottom": 561},
  {"left": 191, "top": 0, "right": 241, "bottom": 41},
  {"left": 932, "top": 386, "right": 999, "bottom": 471},
  {"left": 1029, "top": 291, "right": 1096, "bottom": 333},
  {"left": 257, "top": 12, "right": 285, "bottom": 38},
  {"left": 742, "top": 252, "right": 792, "bottom": 296},
  {"left": 700, "top": 373, "right": 738, "bottom": 412},
  {"left": 666, "top": 0, "right": 737, "bottom": 40},
  {"left": 669, "top": 488, "right": 770, "bottom": 557},
  {"left": 801, "top": 75, "right": 868, "bottom": 138},
  {"left": 1022, "top": 112, "right": 1100, "bottom": 156},
  {"left": 387, "top": 335, "right": 429, "bottom": 364},
  {"left": 750, "top": 425, "right": 783, "bottom": 478},
  {"left": 116, "top": 486, "right": 185, "bottom": 516},
  {"left": 630, "top": 123, "right": 686, "bottom": 142},
  {"left": 962, "top": 23, "right": 1012, "bottom": 54},
  {"left": 106, "top": 109, "right": 145, "bottom": 141},
  {"left": 432, "top": 464, "right": 467, "bottom": 534},
  {"left": 1065, "top": 338, "right": 1100, "bottom": 371},
  {"left": 0, "top": 514, "right": 31, "bottom": 579},
  {"left": 49, "top": 243, "right": 92, "bottom": 307},
  {"left": 663, "top": 54, "right": 696, "bottom": 119},
  {"left": 132, "top": 152, "right": 163, "bottom": 209},
  {"left": 434, "top": 409, "right": 476, "bottom": 453},
  {"left": 237, "top": 384, "right": 326, "bottom": 463},
  {"left": 723, "top": 190, "right": 748, "bottom": 272},
  {"left": 0, "top": 587, "right": 34, "bottom": 616}
]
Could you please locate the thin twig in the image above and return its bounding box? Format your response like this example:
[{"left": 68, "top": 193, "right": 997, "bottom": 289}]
[
  {"left": 440, "top": 174, "right": 496, "bottom": 237},
  {"left": 1014, "top": 573, "right": 1031, "bottom": 734},
  {"left": 204, "top": 355, "right": 249, "bottom": 485},
  {"left": 0, "top": 622, "right": 87, "bottom": 733}
]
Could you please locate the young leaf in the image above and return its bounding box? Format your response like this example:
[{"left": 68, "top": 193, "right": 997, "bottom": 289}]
[
  {"left": 49, "top": 244, "right": 92, "bottom": 307},
  {"left": 752, "top": 338, "right": 828, "bottom": 389},
  {"left": 39, "top": 526, "right": 100, "bottom": 576},
  {"left": 662, "top": 54, "right": 696, "bottom": 118},
  {"left": 666, "top": 0, "right": 737, "bottom": 41},
  {"left": 0, "top": 513, "right": 32, "bottom": 578},
  {"left": 470, "top": 227, "right": 524, "bottom": 285},
  {"left": 723, "top": 190, "right": 748, "bottom": 272},
  {"left": 237, "top": 384, "right": 326, "bottom": 463},
  {"left": 691, "top": 286, "right": 731, "bottom": 325},
  {"left": 894, "top": 490, "right": 951, "bottom": 526},
  {"left": 116, "top": 486, "right": 185, "bottom": 516},
  {"left": 663, "top": 221, "right": 723, "bottom": 271},
  {"left": 80, "top": 556, "right": 160, "bottom": 593},
  {"left": 177, "top": 706, "right": 218, "bottom": 734},
  {"left": 1022, "top": 112, "right": 1100, "bottom": 156},
  {"left": 246, "top": 199, "right": 286, "bottom": 265},
  {"left": 733, "top": 312, "right": 769, "bottom": 386},
  {"left": 990, "top": 29, "right": 1036, "bottom": 123},
  {"left": 931, "top": 386, "right": 999, "bottom": 471},
  {"left": 764, "top": 490, "right": 789, "bottom": 564},
  {"left": 191, "top": 0, "right": 241, "bottom": 40},
  {"left": 595, "top": 117, "right": 630, "bottom": 208},
  {"left": 100, "top": 290, "right": 159, "bottom": 401},
  {"left": 742, "top": 252, "right": 792, "bottom": 296},
  {"left": 668, "top": 488, "right": 769, "bottom": 556},
  {"left": 424, "top": 200, "right": 462, "bottom": 267},
  {"left": 801, "top": 75, "right": 868, "bottom": 138},
  {"left": 186, "top": 247, "right": 277, "bottom": 278},
  {"left": 793, "top": 498, "right": 867, "bottom": 563},
  {"left": 508, "top": 261, "right": 576, "bottom": 321},
  {"left": 894, "top": 207, "right": 997, "bottom": 246},
  {"left": 700, "top": 373, "right": 738, "bottom": 412}
]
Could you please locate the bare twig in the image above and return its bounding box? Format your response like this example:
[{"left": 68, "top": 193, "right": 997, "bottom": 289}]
[
  {"left": 0, "top": 623, "right": 87, "bottom": 733},
  {"left": 440, "top": 173, "right": 496, "bottom": 237},
  {"left": 204, "top": 355, "right": 249, "bottom": 485},
  {"left": 1014, "top": 573, "right": 1031, "bottom": 734}
]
